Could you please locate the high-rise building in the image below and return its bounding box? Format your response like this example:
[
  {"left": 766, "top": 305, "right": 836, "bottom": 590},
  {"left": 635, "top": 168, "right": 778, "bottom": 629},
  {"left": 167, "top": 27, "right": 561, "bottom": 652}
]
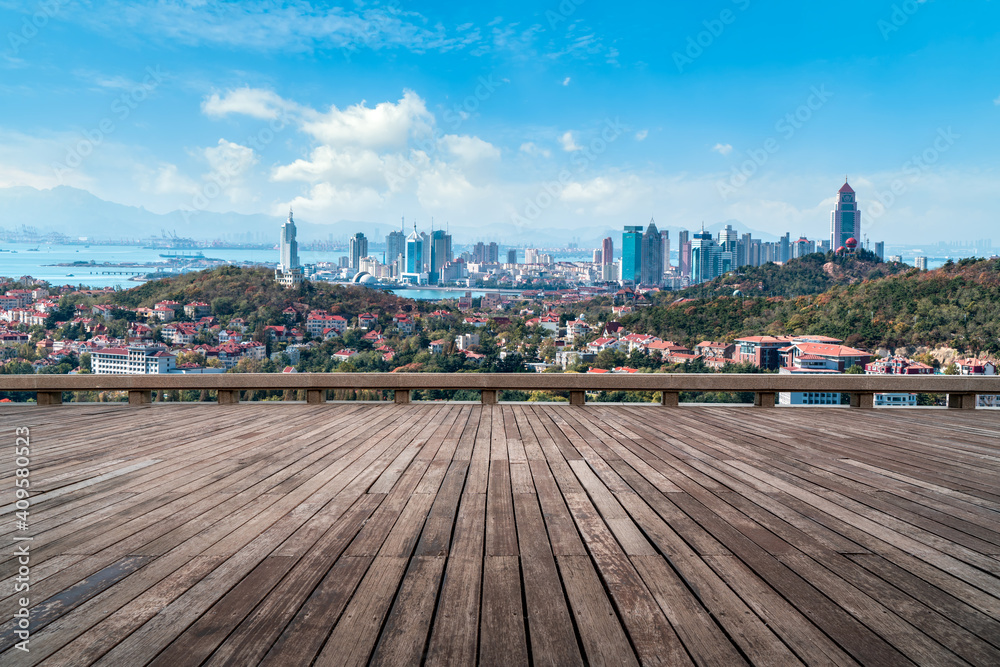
[
  {"left": 602, "top": 237, "right": 614, "bottom": 266},
  {"left": 680, "top": 241, "right": 692, "bottom": 278},
  {"left": 405, "top": 224, "right": 424, "bottom": 278},
  {"left": 831, "top": 180, "right": 861, "bottom": 251},
  {"left": 640, "top": 220, "right": 663, "bottom": 286},
  {"left": 386, "top": 226, "right": 406, "bottom": 267},
  {"left": 718, "top": 224, "right": 738, "bottom": 254},
  {"left": 621, "top": 225, "right": 643, "bottom": 283},
  {"left": 276, "top": 209, "right": 303, "bottom": 286},
  {"left": 278, "top": 209, "right": 300, "bottom": 273},
  {"left": 428, "top": 229, "right": 452, "bottom": 283},
  {"left": 525, "top": 248, "right": 538, "bottom": 264},
  {"left": 349, "top": 233, "right": 368, "bottom": 269},
  {"left": 691, "top": 228, "right": 719, "bottom": 283},
  {"left": 661, "top": 230, "right": 670, "bottom": 269},
  {"left": 593, "top": 249, "right": 602, "bottom": 264},
  {"left": 779, "top": 233, "right": 791, "bottom": 263},
  {"left": 507, "top": 249, "right": 518, "bottom": 264},
  {"left": 487, "top": 242, "right": 499, "bottom": 264},
  {"left": 874, "top": 241, "right": 885, "bottom": 261},
  {"left": 915, "top": 256, "right": 928, "bottom": 270}
]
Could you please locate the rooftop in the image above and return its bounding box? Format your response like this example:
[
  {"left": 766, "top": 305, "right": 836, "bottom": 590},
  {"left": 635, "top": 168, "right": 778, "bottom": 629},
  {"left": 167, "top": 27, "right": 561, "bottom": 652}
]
[{"left": 2, "top": 402, "right": 999, "bottom": 665}]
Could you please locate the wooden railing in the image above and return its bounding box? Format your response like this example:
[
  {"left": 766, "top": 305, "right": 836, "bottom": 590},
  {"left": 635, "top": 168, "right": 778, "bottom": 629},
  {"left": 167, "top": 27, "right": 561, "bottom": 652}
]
[{"left": 2, "top": 373, "right": 998, "bottom": 409}]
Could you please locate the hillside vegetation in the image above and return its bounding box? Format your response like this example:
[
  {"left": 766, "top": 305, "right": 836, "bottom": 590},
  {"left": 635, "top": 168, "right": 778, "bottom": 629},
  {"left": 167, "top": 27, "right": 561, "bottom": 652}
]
[
  {"left": 674, "top": 250, "right": 909, "bottom": 300},
  {"left": 81, "top": 266, "right": 428, "bottom": 327},
  {"left": 620, "top": 257, "right": 1000, "bottom": 353}
]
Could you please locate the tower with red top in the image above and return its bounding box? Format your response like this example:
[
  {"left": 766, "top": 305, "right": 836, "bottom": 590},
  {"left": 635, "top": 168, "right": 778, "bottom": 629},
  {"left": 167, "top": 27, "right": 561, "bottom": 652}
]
[{"left": 831, "top": 179, "right": 861, "bottom": 252}]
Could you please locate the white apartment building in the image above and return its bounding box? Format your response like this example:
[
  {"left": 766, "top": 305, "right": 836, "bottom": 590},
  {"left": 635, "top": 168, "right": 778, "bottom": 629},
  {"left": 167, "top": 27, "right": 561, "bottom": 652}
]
[{"left": 92, "top": 345, "right": 176, "bottom": 375}]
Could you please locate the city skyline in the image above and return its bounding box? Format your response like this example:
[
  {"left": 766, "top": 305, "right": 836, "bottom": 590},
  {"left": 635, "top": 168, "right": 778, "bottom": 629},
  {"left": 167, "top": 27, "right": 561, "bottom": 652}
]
[{"left": 0, "top": 2, "right": 997, "bottom": 244}]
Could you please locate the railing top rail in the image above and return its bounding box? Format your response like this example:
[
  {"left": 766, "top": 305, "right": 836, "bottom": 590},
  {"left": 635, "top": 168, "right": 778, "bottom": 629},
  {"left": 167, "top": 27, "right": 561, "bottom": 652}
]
[{"left": 2, "top": 372, "right": 999, "bottom": 393}]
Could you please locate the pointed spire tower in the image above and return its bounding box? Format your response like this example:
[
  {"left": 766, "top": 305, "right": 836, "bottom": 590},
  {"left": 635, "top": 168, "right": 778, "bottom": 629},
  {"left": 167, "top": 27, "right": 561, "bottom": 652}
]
[{"left": 831, "top": 178, "right": 860, "bottom": 250}]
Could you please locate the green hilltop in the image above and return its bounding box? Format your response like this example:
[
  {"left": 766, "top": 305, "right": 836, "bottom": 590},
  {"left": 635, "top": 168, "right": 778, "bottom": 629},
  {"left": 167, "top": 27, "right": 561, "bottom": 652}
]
[{"left": 616, "top": 256, "right": 1000, "bottom": 353}]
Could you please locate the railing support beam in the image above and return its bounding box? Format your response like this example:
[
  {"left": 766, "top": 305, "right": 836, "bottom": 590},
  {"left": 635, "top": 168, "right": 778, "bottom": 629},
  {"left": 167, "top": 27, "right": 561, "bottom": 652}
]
[
  {"left": 481, "top": 390, "right": 497, "bottom": 405},
  {"left": 217, "top": 390, "right": 240, "bottom": 405},
  {"left": 754, "top": 392, "right": 775, "bottom": 408},
  {"left": 36, "top": 391, "right": 62, "bottom": 406},
  {"left": 660, "top": 391, "right": 679, "bottom": 407},
  {"left": 128, "top": 390, "right": 152, "bottom": 406},
  {"left": 948, "top": 393, "right": 977, "bottom": 410},
  {"left": 569, "top": 391, "right": 586, "bottom": 406},
  {"left": 306, "top": 389, "right": 326, "bottom": 405},
  {"left": 850, "top": 392, "right": 874, "bottom": 409},
  {"left": 394, "top": 389, "right": 411, "bottom": 404}
]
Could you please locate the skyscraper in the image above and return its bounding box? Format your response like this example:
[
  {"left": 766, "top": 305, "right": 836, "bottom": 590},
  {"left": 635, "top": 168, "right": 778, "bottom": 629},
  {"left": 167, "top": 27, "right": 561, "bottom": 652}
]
[
  {"left": 349, "top": 232, "right": 368, "bottom": 269},
  {"left": 405, "top": 224, "right": 424, "bottom": 279},
  {"left": 621, "top": 225, "right": 643, "bottom": 283},
  {"left": 779, "top": 233, "right": 791, "bottom": 263},
  {"left": 831, "top": 180, "right": 861, "bottom": 250},
  {"left": 875, "top": 241, "right": 885, "bottom": 261},
  {"left": 275, "top": 209, "right": 303, "bottom": 286},
  {"left": 691, "top": 228, "right": 718, "bottom": 283},
  {"left": 428, "top": 229, "right": 452, "bottom": 283},
  {"left": 386, "top": 228, "right": 406, "bottom": 266},
  {"left": 718, "top": 224, "right": 738, "bottom": 254},
  {"left": 507, "top": 249, "right": 518, "bottom": 264},
  {"left": 661, "top": 230, "right": 670, "bottom": 269},
  {"left": 640, "top": 220, "right": 663, "bottom": 286},
  {"left": 278, "top": 208, "right": 300, "bottom": 273},
  {"left": 602, "top": 237, "right": 613, "bottom": 266}
]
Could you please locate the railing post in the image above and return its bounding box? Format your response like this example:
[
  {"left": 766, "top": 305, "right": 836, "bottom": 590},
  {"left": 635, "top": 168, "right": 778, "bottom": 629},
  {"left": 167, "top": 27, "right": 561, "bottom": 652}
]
[
  {"left": 754, "top": 392, "right": 775, "bottom": 408},
  {"left": 394, "top": 389, "right": 411, "bottom": 404},
  {"left": 36, "top": 391, "right": 62, "bottom": 406},
  {"left": 569, "top": 391, "right": 586, "bottom": 406},
  {"left": 948, "top": 393, "right": 976, "bottom": 410},
  {"left": 128, "top": 390, "right": 152, "bottom": 406},
  {"left": 660, "top": 391, "right": 679, "bottom": 407},
  {"left": 217, "top": 389, "right": 240, "bottom": 405},
  {"left": 306, "top": 389, "right": 326, "bottom": 405},
  {"left": 850, "top": 392, "right": 874, "bottom": 409},
  {"left": 481, "top": 390, "right": 497, "bottom": 405}
]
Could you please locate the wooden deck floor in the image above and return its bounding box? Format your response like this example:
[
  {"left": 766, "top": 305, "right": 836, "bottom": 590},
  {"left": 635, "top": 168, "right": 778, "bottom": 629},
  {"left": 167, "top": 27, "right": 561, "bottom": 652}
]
[{"left": 1, "top": 403, "right": 999, "bottom": 666}]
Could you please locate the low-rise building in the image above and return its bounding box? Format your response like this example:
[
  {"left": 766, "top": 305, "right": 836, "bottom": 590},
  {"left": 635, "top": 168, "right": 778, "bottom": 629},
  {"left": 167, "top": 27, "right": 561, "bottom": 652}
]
[{"left": 92, "top": 344, "right": 176, "bottom": 375}]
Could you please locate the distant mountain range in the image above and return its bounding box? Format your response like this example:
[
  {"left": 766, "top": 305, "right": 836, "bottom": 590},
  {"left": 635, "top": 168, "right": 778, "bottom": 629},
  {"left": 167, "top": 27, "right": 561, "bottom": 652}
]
[{"left": 0, "top": 185, "right": 779, "bottom": 248}]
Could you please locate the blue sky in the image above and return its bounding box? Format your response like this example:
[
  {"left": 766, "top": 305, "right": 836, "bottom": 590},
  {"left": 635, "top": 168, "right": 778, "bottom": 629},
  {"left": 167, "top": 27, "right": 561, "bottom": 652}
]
[{"left": 1, "top": 0, "right": 998, "bottom": 243}]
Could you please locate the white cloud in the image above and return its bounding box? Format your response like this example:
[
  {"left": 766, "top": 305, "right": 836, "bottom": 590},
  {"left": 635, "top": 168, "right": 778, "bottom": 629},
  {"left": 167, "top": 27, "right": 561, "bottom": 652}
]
[
  {"left": 994, "top": 94, "right": 1000, "bottom": 106},
  {"left": 299, "top": 90, "right": 434, "bottom": 151},
  {"left": 519, "top": 142, "right": 551, "bottom": 158},
  {"left": 562, "top": 77, "right": 571, "bottom": 86},
  {"left": 440, "top": 135, "right": 500, "bottom": 163},
  {"left": 712, "top": 143, "right": 734, "bottom": 156},
  {"left": 202, "top": 88, "right": 298, "bottom": 120},
  {"left": 204, "top": 140, "right": 257, "bottom": 177},
  {"left": 559, "top": 131, "right": 582, "bottom": 152},
  {"left": 635, "top": 130, "right": 649, "bottom": 142}
]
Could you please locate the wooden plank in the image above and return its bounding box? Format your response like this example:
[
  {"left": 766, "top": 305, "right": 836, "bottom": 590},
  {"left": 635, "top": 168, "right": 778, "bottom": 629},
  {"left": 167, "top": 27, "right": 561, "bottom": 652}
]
[
  {"left": 425, "top": 491, "right": 486, "bottom": 665},
  {"left": 313, "top": 555, "right": 410, "bottom": 667},
  {"left": 513, "top": 492, "right": 584, "bottom": 666},
  {"left": 258, "top": 556, "right": 373, "bottom": 666},
  {"left": 370, "top": 555, "right": 446, "bottom": 667},
  {"left": 480, "top": 555, "right": 529, "bottom": 665},
  {"left": 556, "top": 555, "right": 639, "bottom": 666},
  {"left": 562, "top": 492, "right": 692, "bottom": 666},
  {"left": 485, "top": 463, "right": 518, "bottom": 556}
]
